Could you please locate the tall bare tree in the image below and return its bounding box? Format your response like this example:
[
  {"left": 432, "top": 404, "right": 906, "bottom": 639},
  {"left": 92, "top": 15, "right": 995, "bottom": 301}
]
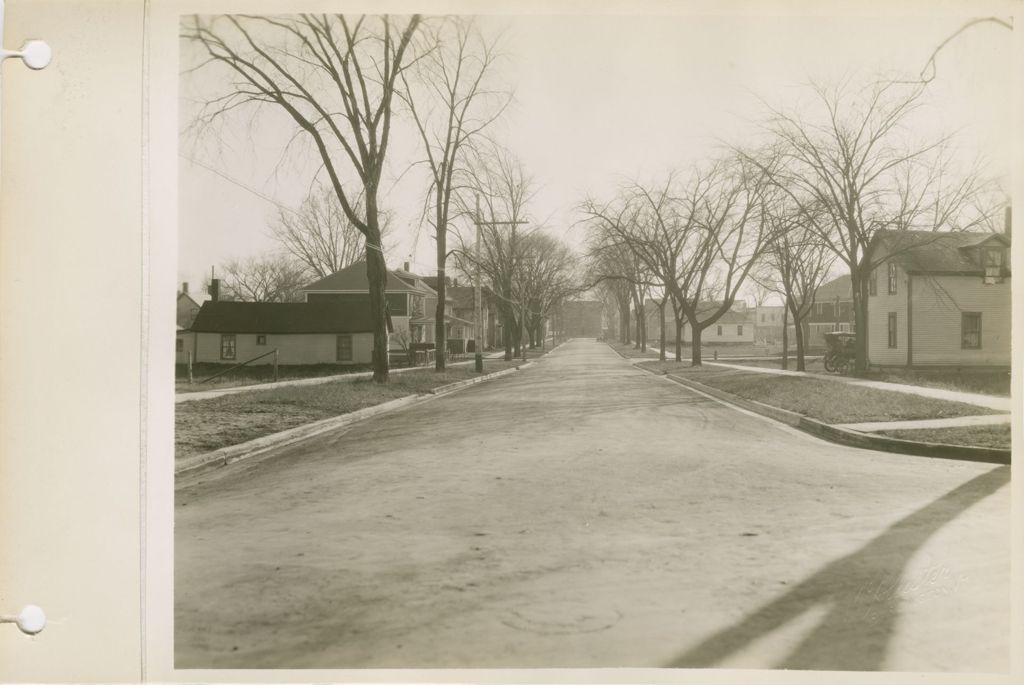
[
  {"left": 454, "top": 145, "right": 536, "bottom": 361},
  {"left": 756, "top": 191, "right": 837, "bottom": 370},
  {"left": 399, "top": 17, "right": 511, "bottom": 370},
  {"left": 271, "top": 185, "right": 365, "bottom": 278},
  {"left": 748, "top": 79, "right": 993, "bottom": 374},
  {"left": 221, "top": 252, "right": 310, "bottom": 302},
  {"left": 183, "top": 13, "right": 422, "bottom": 382}
]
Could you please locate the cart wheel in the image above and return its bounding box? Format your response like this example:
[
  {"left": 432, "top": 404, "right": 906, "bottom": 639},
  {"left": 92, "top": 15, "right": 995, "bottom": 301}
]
[
  {"left": 836, "top": 359, "right": 851, "bottom": 375},
  {"left": 823, "top": 357, "right": 835, "bottom": 373}
]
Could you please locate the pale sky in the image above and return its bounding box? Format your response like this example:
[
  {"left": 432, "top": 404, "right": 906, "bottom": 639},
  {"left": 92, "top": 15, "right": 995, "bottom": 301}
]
[{"left": 178, "top": 12, "right": 1013, "bottom": 301}]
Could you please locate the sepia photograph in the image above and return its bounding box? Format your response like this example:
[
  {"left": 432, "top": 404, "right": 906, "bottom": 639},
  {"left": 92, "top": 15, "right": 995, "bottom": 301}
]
[{"left": 171, "top": 8, "right": 1013, "bottom": 674}]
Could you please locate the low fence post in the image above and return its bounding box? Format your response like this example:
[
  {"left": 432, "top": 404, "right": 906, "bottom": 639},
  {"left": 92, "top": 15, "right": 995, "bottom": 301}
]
[
  {"left": 187, "top": 351, "right": 193, "bottom": 384},
  {"left": 273, "top": 348, "right": 279, "bottom": 382}
]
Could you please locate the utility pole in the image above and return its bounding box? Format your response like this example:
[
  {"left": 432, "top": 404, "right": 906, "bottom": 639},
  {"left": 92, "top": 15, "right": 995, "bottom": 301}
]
[{"left": 472, "top": 194, "right": 528, "bottom": 372}]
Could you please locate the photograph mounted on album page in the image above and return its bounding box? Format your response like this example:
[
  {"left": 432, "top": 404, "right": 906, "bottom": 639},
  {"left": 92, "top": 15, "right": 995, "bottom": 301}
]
[{"left": 3, "top": 0, "right": 1023, "bottom": 682}]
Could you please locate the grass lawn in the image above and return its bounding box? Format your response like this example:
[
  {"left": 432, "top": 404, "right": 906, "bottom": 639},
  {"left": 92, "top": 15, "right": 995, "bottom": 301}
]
[
  {"left": 176, "top": 362, "right": 374, "bottom": 393},
  {"left": 876, "top": 424, "right": 1011, "bottom": 450},
  {"left": 608, "top": 340, "right": 791, "bottom": 360},
  {"left": 638, "top": 362, "right": 1001, "bottom": 424},
  {"left": 176, "top": 359, "right": 525, "bottom": 460},
  {"left": 608, "top": 341, "right": 661, "bottom": 359},
  {"left": 724, "top": 358, "right": 1010, "bottom": 397}
]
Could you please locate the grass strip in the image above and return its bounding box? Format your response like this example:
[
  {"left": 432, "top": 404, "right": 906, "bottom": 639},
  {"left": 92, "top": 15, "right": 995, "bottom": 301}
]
[
  {"left": 875, "top": 424, "right": 1011, "bottom": 450},
  {"left": 176, "top": 360, "right": 524, "bottom": 460},
  {"left": 640, "top": 362, "right": 1001, "bottom": 424}
]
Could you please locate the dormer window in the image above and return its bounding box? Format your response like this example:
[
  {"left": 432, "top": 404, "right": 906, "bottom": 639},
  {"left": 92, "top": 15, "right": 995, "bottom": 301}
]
[{"left": 982, "top": 246, "right": 1005, "bottom": 284}]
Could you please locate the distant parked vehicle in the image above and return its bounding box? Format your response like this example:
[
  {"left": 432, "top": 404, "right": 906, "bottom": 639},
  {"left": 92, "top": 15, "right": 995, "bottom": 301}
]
[{"left": 823, "top": 331, "right": 857, "bottom": 375}]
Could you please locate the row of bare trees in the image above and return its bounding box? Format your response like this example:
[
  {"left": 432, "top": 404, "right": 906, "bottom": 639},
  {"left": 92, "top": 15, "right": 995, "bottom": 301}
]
[
  {"left": 452, "top": 146, "right": 580, "bottom": 361},
  {"left": 184, "top": 14, "right": 520, "bottom": 381},
  {"left": 585, "top": 77, "right": 999, "bottom": 373}
]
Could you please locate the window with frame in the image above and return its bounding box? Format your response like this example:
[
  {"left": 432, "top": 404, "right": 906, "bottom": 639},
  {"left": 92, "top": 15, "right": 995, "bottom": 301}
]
[
  {"left": 961, "top": 313, "right": 982, "bottom": 349},
  {"left": 887, "top": 262, "right": 898, "bottom": 295},
  {"left": 256, "top": 334, "right": 267, "bottom": 345},
  {"left": 336, "top": 334, "right": 353, "bottom": 362},
  {"left": 737, "top": 324, "right": 743, "bottom": 336},
  {"left": 887, "top": 313, "right": 897, "bottom": 348},
  {"left": 982, "top": 247, "right": 1005, "bottom": 283},
  {"left": 869, "top": 270, "right": 877, "bottom": 296},
  {"left": 717, "top": 325, "right": 723, "bottom": 336},
  {"left": 176, "top": 338, "right": 184, "bottom": 353},
  {"left": 220, "top": 334, "right": 236, "bottom": 360}
]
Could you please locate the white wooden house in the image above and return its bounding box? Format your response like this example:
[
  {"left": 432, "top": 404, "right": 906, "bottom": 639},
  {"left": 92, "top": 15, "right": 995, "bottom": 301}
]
[
  {"left": 303, "top": 261, "right": 472, "bottom": 355},
  {"left": 866, "top": 229, "right": 1011, "bottom": 368},
  {"left": 184, "top": 300, "right": 380, "bottom": 366}
]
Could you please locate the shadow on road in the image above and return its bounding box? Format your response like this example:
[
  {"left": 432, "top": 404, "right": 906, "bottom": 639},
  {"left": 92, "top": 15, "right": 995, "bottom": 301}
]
[{"left": 665, "top": 465, "right": 1009, "bottom": 671}]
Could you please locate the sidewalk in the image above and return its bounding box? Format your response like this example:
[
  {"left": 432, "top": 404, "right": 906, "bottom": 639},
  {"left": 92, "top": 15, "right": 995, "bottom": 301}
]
[
  {"left": 705, "top": 361, "right": 1011, "bottom": 413},
  {"left": 177, "top": 352, "right": 508, "bottom": 404},
  {"left": 836, "top": 414, "right": 1011, "bottom": 433}
]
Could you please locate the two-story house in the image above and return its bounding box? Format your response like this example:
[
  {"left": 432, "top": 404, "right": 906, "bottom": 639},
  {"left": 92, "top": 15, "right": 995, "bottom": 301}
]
[
  {"left": 792, "top": 275, "right": 856, "bottom": 349},
  {"left": 865, "top": 229, "right": 1011, "bottom": 368},
  {"left": 753, "top": 304, "right": 785, "bottom": 344}
]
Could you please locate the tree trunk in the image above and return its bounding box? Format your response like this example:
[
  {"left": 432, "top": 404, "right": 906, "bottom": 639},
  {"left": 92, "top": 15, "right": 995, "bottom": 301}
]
[
  {"left": 434, "top": 200, "right": 447, "bottom": 371},
  {"left": 690, "top": 321, "right": 702, "bottom": 366},
  {"left": 622, "top": 300, "right": 631, "bottom": 344},
  {"left": 503, "top": 311, "right": 513, "bottom": 361},
  {"left": 791, "top": 303, "right": 806, "bottom": 371},
  {"left": 673, "top": 310, "right": 683, "bottom": 362},
  {"left": 781, "top": 304, "right": 789, "bottom": 370},
  {"left": 634, "top": 305, "right": 641, "bottom": 349},
  {"left": 364, "top": 229, "right": 390, "bottom": 383},
  {"left": 851, "top": 264, "right": 869, "bottom": 376},
  {"left": 658, "top": 301, "right": 666, "bottom": 361}
]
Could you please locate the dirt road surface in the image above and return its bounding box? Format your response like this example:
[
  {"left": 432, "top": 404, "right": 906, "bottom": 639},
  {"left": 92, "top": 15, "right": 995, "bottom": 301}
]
[{"left": 175, "top": 339, "right": 1009, "bottom": 671}]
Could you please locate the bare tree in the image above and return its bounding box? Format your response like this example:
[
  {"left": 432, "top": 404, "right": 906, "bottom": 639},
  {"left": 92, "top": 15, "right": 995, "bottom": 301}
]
[
  {"left": 183, "top": 13, "right": 422, "bottom": 382},
  {"left": 756, "top": 191, "right": 837, "bottom": 370},
  {"left": 220, "top": 252, "right": 310, "bottom": 302},
  {"left": 399, "top": 17, "right": 511, "bottom": 371},
  {"left": 271, "top": 185, "right": 365, "bottom": 278},
  {"left": 517, "top": 232, "right": 580, "bottom": 351},
  {"left": 748, "top": 79, "right": 993, "bottom": 374},
  {"left": 453, "top": 144, "right": 536, "bottom": 361}
]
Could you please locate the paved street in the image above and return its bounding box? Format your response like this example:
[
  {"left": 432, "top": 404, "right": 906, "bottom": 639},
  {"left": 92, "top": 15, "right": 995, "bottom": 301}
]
[{"left": 175, "top": 339, "right": 1009, "bottom": 671}]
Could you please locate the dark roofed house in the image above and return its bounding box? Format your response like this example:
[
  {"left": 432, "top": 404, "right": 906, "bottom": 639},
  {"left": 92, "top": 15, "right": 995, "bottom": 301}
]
[
  {"left": 304, "top": 261, "right": 479, "bottom": 356},
  {"left": 865, "top": 228, "right": 1011, "bottom": 368},
  {"left": 184, "top": 299, "right": 385, "bottom": 366}
]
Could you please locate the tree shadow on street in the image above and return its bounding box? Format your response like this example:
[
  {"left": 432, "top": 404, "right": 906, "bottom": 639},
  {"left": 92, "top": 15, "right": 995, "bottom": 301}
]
[{"left": 665, "top": 465, "right": 1009, "bottom": 671}]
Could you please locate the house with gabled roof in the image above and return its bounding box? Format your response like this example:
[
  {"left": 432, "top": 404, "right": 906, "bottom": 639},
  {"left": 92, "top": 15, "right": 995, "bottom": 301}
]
[
  {"left": 302, "top": 261, "right": 474, "bottom": 354},
  {"left": 185, "top": 299, "right": 382, "bottom": 365},
  {"left": 177, "top": 282, "right": 201, "bottom": 329},
  {"left": 866, "top": 229, "right": 1011, "bottom": 368},
  {"left": 642, "top": 299, "right": 755, "bottom": 345}
]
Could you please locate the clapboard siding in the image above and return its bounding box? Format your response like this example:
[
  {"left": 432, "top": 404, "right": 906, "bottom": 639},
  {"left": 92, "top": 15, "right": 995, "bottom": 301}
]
[
  {"left": 867, "top": 262, "right": 909, "bottom": 366},
  {"left": 910, "top": 275, "right": 1011, "bottom": 365},
  {"left": 193, "top": 332, "right": 375, "bottom": 365}
]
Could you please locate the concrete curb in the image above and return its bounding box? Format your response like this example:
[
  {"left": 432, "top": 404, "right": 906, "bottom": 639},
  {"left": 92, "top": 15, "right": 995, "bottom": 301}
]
[
  {"left": 639, "top": 367, "right": 1009, "bottom": 465},
  {"left": 430, "top": 362, "right": 533, "bottom": 395},
  {"left": 175, "top": 363, "right": 530, "bottom": 479}
]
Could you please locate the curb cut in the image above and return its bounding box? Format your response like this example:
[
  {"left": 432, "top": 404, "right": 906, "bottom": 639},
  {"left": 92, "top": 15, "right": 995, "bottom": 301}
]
[
  {"left": 175, "top": 364, "right": 530, "bottom": 479},
  {"left": 636, "top": 366, "right": 1009, "bottom": 465}
]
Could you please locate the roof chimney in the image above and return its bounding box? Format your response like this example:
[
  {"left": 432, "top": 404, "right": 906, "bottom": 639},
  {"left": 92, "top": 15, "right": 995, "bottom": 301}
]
[
  {"left": 403, "top": 261, "right": 410, "bottom": 272},
  {"left": 1004, "top": 205, "right": 1012, "bottom": 240},
  {"left": 209, "top": 278, "right": 220, "bottom": 302},
  {"left": 181, "top": 281, "right": 189, "bottom": 295}
]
